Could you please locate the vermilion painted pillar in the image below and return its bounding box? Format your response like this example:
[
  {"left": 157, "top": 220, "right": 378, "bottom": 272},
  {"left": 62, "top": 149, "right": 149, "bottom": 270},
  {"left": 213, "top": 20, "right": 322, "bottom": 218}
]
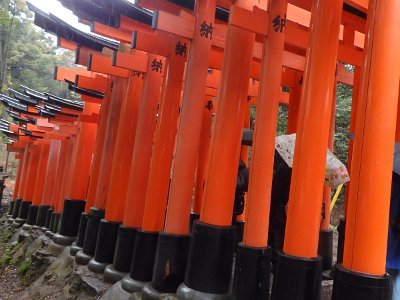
[
  {"left": 233, "top": 1, "right": 287, "bottom": 299},
  {"left": 9, "top": 147, "right": 26, "bottom": 216},
  {"left": 18, "top": 143, "right": 41, "bottom": 222},
  {"left": 75, "top": 78, "right": 126, "bottom": 263},
  {"left": 122, "top": 38, "right": 187, "bottom": 293},
  {"left": 333, "top": 0, "right": 400, "bottom": 298},
  {"left": 105, "top": 54, "right": 163, "bottom": 283},
  {"left": 50, "top": 137, "right": 74, "bottom": 233},
  {"left": 71, "top": 78, "right": 113, "bottom": 255},
  {"left": 54, "top": 101, "right": 99, "bottom": 246},
  {"left": 26, "top": 140, "right": 50, "bottom": 226},
  {"left": 143, "top": 0, "right": 217, "bottom": 296},
  {"left": 84, "top": 78, "right": 113, "bottom": 213},
  {"left": 177, "top": 1, "right": 255, "bottom": 297},
  {"left": 192, "top": 96, "right": 215, "bottom": 217},
  {"left": 37, "top": 140, "right": 61, "bottom": 227},
  {"left": 88, "top": 73, "right": 143, "bottom": 273},
  {"left": 286, "top": 72, "right": 303, "bottom": 134},
  {"left": 271, "top": 1, "right": 343, "bottom": 299}
]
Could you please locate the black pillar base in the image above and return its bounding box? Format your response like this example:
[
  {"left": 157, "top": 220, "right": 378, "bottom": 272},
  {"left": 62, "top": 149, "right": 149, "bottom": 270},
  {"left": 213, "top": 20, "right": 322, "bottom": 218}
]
[
  {"left": 12, "top": 198, "right": 22, "bottom": 219},
  {"left": 234, "top": 220, "right": 245, "bottom": 248},
  {"left": 18, "top": 200, "right": 32, "bottom": 220},
  {"left": 336, "top": 217, "right": 345, "bottom": 264},
  {"left": 36, "top": 205, "right": 51, "bottom": 227},
  {"left": 112, "top": 226, "right": 137, "bottom": 272},
  {"left": 46, "top": 209, "right": 54, "bottom": 230},
  {"left": 271, "top": 251, "right": 322, "bottom": 300},
  {"left": 88, "top": 219, "right": 121, "bottom": 274},
  {"left": 76, "top": 212, "right": 89, "bottom": 247},
  {"left": 8, "top": 199, "right": 15, "bottom": 215},
  {"left": 318, "top": 229, "right": 333, "bottom": 271},
  {"left": 149, "top": 232, "right": 191, "bottom": 294},
  {"left": 71, "top": 212, "right": 88, "bottom": 256},
  {"left": 232, "top": 243, "right": 272, "bottom": 300},
  {"left": 182, "top": 221, "right": 236, "bottom": 295},
  {"left": 82, "top": 207, "right": 105, "bottom": 257},
  {"left": 51, "top": 212, "right": 60, "bottom": 232},
  {"left": 189, "top": 213, "right": 200, "bottom": 232},
  {"left": 332, "top": 264, "right": 391, "bottom": 300},
  {"left": 70, "top": 242, "right": 82, "bottom": 256},
  {"left": 58, "top": 199, "right": 86, "bottom": 237},
  {"left": 129, "top": 230, "right": 159, "bottom": 283},
  {"left": 26, "top": 205, "right": 39, "bottom": 225},
  {"left": 53, "top": 199, "right": 86, "bottom": 247}
]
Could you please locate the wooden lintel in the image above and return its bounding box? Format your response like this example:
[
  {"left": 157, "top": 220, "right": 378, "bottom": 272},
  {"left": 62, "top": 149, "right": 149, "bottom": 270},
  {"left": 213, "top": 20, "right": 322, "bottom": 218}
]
[{"left": 88, "top": 53, "right": 130, "bottom": 78}]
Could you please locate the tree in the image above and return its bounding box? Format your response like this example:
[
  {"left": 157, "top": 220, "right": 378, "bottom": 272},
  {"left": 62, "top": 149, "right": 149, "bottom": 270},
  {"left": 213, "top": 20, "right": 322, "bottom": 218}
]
[{"left": 0, "top": 0, "right": 76, "bottom": 98}]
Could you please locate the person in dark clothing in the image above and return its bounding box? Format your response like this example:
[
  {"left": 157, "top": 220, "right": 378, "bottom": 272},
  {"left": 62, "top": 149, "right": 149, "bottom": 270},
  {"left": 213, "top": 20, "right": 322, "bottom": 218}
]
[
  {"left": 268, "top": 150, "right": 292, "bottom": 253},
  {"left": 387, "top": 171, "right": 400, "bottom": 299},
  {"left": 233, "top": 158, "right": 249, "bottom": 223}
]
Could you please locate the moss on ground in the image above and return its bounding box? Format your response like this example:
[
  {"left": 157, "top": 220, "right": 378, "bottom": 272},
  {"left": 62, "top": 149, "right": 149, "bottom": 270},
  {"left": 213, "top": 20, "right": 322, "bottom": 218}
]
[
  {"left": 0, "top": 242, "right": 17, "bottom": 265},
  {"left": 17, "top": 256, "right": 32, "bottom": 274}
]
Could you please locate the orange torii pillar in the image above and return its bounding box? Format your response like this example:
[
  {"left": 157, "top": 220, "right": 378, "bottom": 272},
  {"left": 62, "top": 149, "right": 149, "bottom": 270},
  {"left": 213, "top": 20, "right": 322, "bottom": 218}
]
[
  {"left": 36, "top": 140, "right": 61, "bottom": 228},
  {"left": 71, "top": 77, "right": 113, "bottom": 256},
  {"left": 177, "top": 0, "right": 256, "bottom": 297},
  {"left": 336, "top": 67, "right": 361, "bottom": 264},
  {"left": 25, "top": 140, "right": 50, "bottom": 227},
  {"left": 16, "top": 142, "right": 41, "bottom": 223},
  {"left": 75, "top": 77, "right": 127, "bottom": 264},
  {"left": 12, "top": 142, "right": 31, "bottom": 219},
  {"left": 53, "top": 102, "right": 99, "bottom": 246},
  {"left": 192, "top": 96, "right": 215, "bottom": 221},
  {"left": 140, "top": 0, "right": 216, "bottom": 296},
  {"left": 271, "top": 1, "right": 342, "bottom": 299},
  {"left": 9, "top": 146, "right": 26, "bottom": 217},
  {"left": 104, "top": 54, "right": 163, "bottom": 283},
  {"left": 88, "top": 73, "right": 143, "bottom": 274},
  {"left": 120, "top": 37, "right": 187, "bottom": 294},
  {"left": 48, "top": 137, "right": 74, "bottom": 235},
  {"left": 286, "top": 71, "right": 303, "bottom": 135},
  {"left": 332, "top": 0, "right": 400, "bottom": 298},
  {"left": 232, "top": 0, "right": 287, "bottom": 299},
  {"left": 8, "top": 151, "right": 23, "bottom": 216}
]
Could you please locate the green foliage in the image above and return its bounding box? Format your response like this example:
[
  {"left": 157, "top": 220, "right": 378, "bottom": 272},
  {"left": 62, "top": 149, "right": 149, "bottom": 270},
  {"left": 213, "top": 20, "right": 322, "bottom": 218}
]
[
  {"left": 334, "top": 83, "right": 353, "bottom": 164},
  {"left": 277, "top": 104, "right": 288, "bottom": 136},
  {"left": 17, "top": 256, "right": 31, "bottom": 274},
  {"left": 0, "top": 0, "right": 76, "bottom": 98},
  {"left": 0, "top": 241, "right": 17, "bottom": 265}
]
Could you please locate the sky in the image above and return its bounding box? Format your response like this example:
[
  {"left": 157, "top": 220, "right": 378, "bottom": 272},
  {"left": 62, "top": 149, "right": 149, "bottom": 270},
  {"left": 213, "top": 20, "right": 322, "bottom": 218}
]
[{"left": 27, "top": 0, "right": 91, "bottom": 33}]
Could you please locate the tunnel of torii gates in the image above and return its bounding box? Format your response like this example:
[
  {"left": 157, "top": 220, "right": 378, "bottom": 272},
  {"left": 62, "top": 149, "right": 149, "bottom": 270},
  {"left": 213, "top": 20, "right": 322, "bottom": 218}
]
[{"left": 2, "top": 0, "right": 400, "bottom": 299}]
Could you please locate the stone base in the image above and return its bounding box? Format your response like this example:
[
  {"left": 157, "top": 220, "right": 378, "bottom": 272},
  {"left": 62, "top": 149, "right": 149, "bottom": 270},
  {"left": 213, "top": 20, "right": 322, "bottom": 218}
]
[
  {"left": 48, "top": 241, "right": 67, "bottom": 256},
  {"left": 75, "top": 250, "right": 92, "bottom": 266},
  {"left": 7, "top": 217, "right": 14, "bottom": 224},
  {"left": 32, "top": 225, "right": 45, "bottom": 232},
  {"left": 70, "top": 242, "right": 82, "bottom": 256},
  {"left": 53, "top": 233, "right": 75, "bottom": 246},
  {"left": 21, "top": 224, "right": 32, "bottom": 231},
  {"left": 45, "top": 230, "right": 54, "bottom": 238},
  {"left": 121, "top": 275, "right": 149, "bottom": 293},
  {"left": 141, "top": 284, "right": 177, "bottom": 300},
  {"left": 11, "top": 220, "right": 23, "bottom": 228},
  {"left": 104, "top": 265, "right": 128, "bottom": 283},
  {"left": 88, "top": 258, "right": 109, "bottom": 274},
  {"left": 101, "top": 281, "right": 132, "bottom": 300},
  {"left": 14, "top": 218, "right": 26, "bottom": 224},
  {"left": 176, "top": 283, "right": 231, "bottom": 300}
]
